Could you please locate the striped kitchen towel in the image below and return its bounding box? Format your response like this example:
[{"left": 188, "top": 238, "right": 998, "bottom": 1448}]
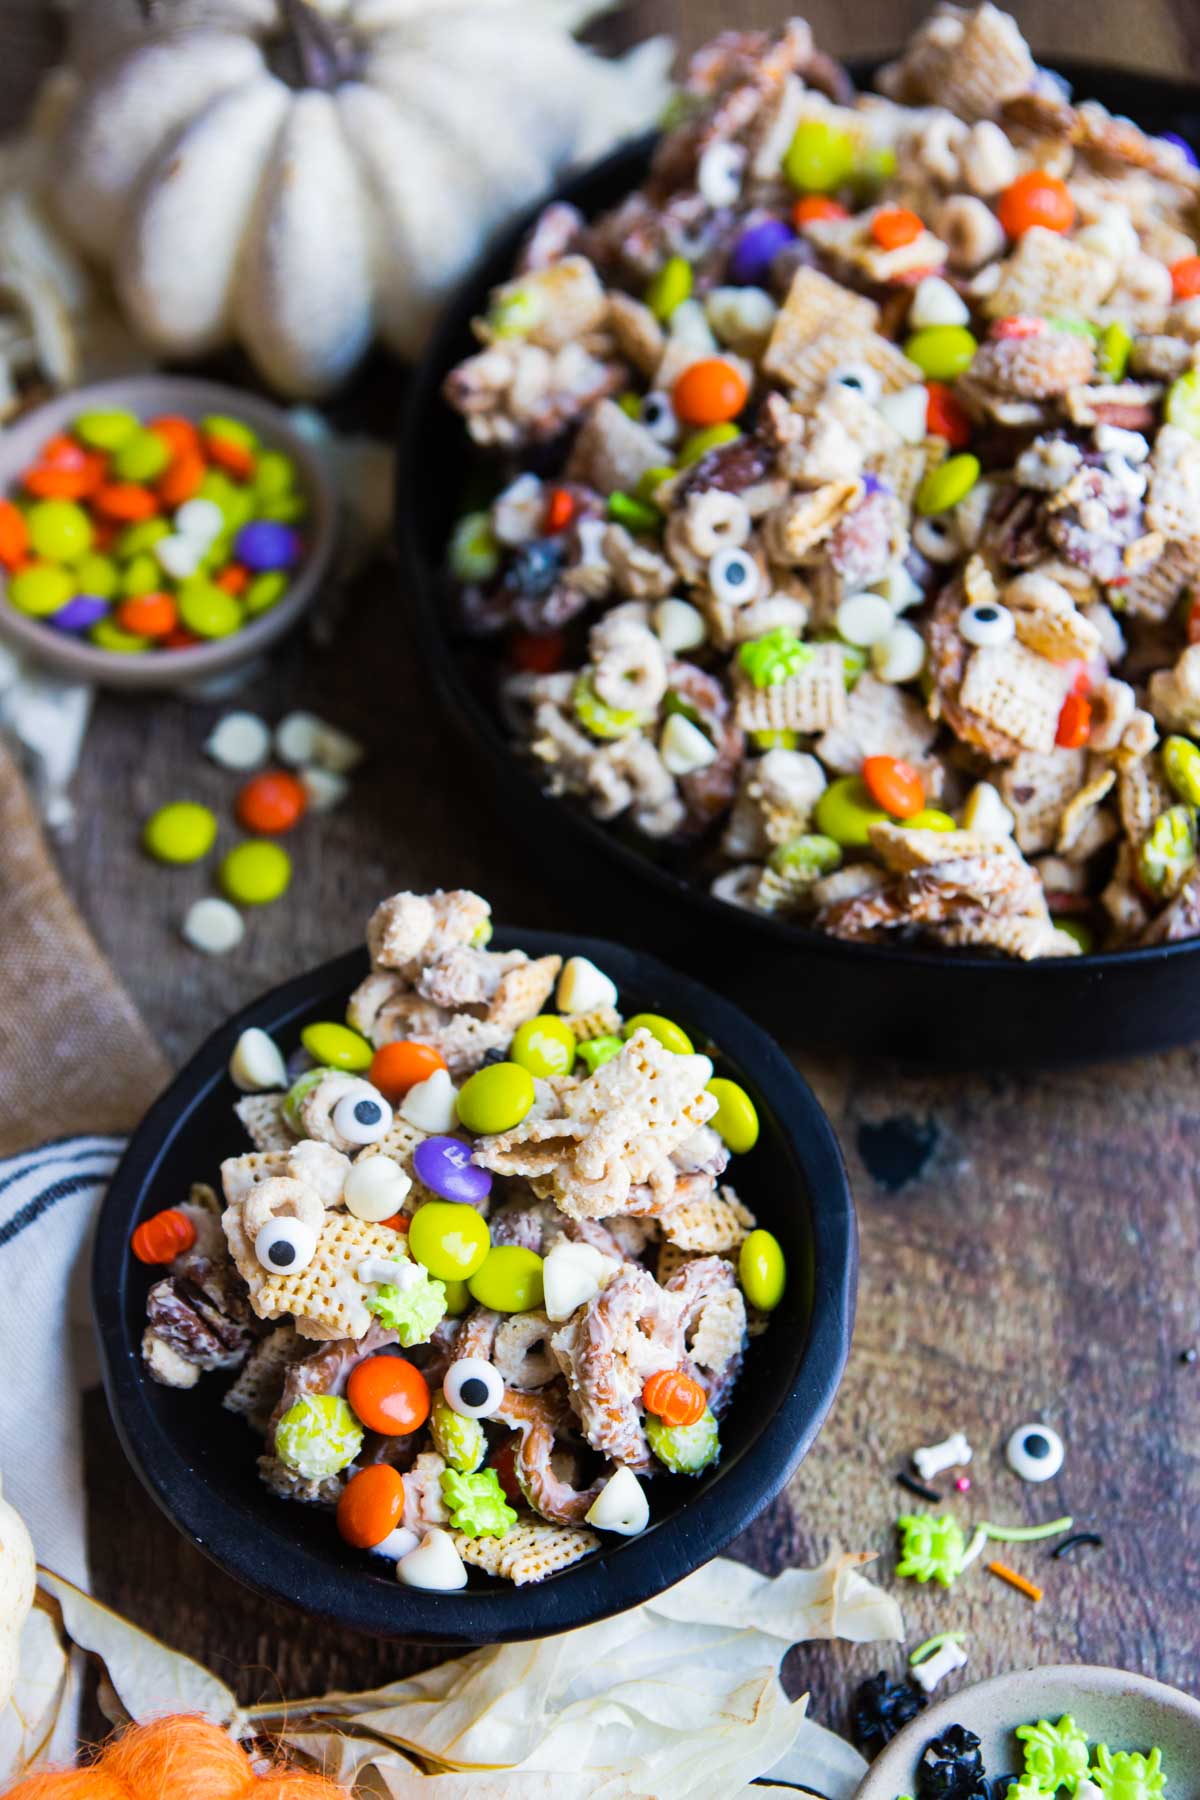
[{"left": 0, "top": 1134, "right": 125, "bottom": 1587}]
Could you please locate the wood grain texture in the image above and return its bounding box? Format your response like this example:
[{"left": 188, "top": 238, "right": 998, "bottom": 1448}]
[{"left": 5, "top": 0, "right": 1195, "bottom": 1752}]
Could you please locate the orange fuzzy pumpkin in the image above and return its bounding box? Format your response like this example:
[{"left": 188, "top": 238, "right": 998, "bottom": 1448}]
[{"left": 3, "top": 1714, "right": 349, "bottom": 1799}]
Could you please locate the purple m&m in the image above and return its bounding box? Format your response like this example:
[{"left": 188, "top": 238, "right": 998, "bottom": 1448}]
[
  {"left": 728, "top": 217, "right": 794, "bottom": 286},
  {"left": 234, "top": 520, "right": 301, "bottom": 573},
  {"left": 51, "top": 594, "right": 109, "bottom": 633},
  {"left": 413, "top": 1135, "right": 493, "bottom": 1204}
]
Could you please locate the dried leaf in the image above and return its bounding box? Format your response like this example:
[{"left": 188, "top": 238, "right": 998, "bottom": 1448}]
[
  {"left": 648, "top": 1549, "right": 904, "bottom": 1644},
  {"left": 762, "top": 1713, "right": 872, "bottom": 1800},
  {"left": 0, "top": 1606, "right": 69, "bottom": 1784}
]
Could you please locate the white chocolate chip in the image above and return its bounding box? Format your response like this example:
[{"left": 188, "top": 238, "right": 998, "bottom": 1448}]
[
  {"left": 555, "top": 955, "right": 618, "bottom": 1015},
  {"left": 962, "top": 781, "right": 1015, "bottom": 838},
  {"left": 396, "top": 1527, "right": 468, "bottom": 1590},
  {"left": 873, "top": 562, "right": 925, "bottom": 614},
  {"left": 872, "top": 620, "right": 926, "bottom": 684},
  {"left": 344, "top": 1154, "right": 412, "bottom": 1222},
  {"left": 205, "top": 711, "right": 272, "bottom": 772},
  {"left": 585, "top": 1464, "right": 650, "bottom": 1535},
  {"left": 399, "top": 1068, "right": 459, "bottom": 1134},
  {"left": 301, "top": 767, "right": 351, "bottom": 812},
  {"left": 229, "top": 1027, "right": 288, "bottom": 1093},
  {"left": 275, "top": 711, "right": 323, "bottom": 766},
  {"left": 182, "top": 898, "right": 244, "bottom": 956},
  {"left": 836, "top": 592, "right": 895, "bottom": 648},
  {"left": 876, "top": 382, "right": 929, "bottom": 445},
  {"left": 653, "top": 597, "right": 708, "bottom": 655},
  {"left": 542, "top": 1240, "right": 619, "bottom": 1322},
  {"left": 909, "top": 275, "right": 970, "bottom": 330},
  {"left": 660, "top": 712, "right": 718, "bottom": 776}
]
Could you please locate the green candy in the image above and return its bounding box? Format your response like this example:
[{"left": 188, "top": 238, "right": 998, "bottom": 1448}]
[
  {"left": 73, "top": 553, "right": 118, "bottom": 599},
  {"left": 198, "top": 471, "right": 254, "bottom": 531},
  {"left": 143, "top": 801, "right": 217, "bottom": 865},
  {"left": 783, "top": 119, "right": 856, "bottom": 193},
  {"left": 576, "top": 1034, "right": 624, "bottom": 1074},
  {"left": 1016, "top": 1716, "right": 1091, "bottom": 1793},
  {"left": 814, "top": 776, "right": 889, "bottom": 848},
  {"left": 1052, "top": 917, "right": 1094, "bottom": 954},
  {"left": 623, "top": 1012, "right": 693, "bottom": 1054},
  {"left": 486, "top": 286, "right": 544, "bottom": 338},
  {"left": 617, "top": 391, "right": 642, "bottom": 420},
  {"left": 572, "top": 673, "right": 646, "bottom": 741},
  {"left": 283, "top": 1067, "right": 326, "bottom": 1134},
  {"left": 448, "top": 510, "right": 500, "bottom": 582},
  {"left": 916, "top": 452, "right": 981, "bottom": 516},
  {"left": 645, "top": 1408, "right": 719, "bottom": 1475},
  {"left": 113, "top": 428, "right": 171, "bottom": 483},
  {"left": 645, "top": 255, "right": 693, "bottom": 322},
  {"left": 259, "top": 493, "right": 305, "bottom": 523},
  {"left": 440, "top": 1466, "right": 518, "bottom": 1539},
  {"left": 201, "top": 413, "right": 258, "bottom": 451},
  {"left": 902, "top": 808, "right": 956, "bottom": 832},
  {"left": 408, "top": 1201, "right": 491, "bottom": 1282},
  {"left": 367, "top": 1266, "right": 447, "bottom": 1346},
  {"left": 738, "top": 1228, "right": 786, "bottom": 1309},
  {"left": 510, "top": 1015, "right": 576, "bottom": 1079},
  {"left": 635, "top": 464, "right": 677, "bottom": 505},
  {"left": 895, "top": 1513, "right": 967, "bottom": 1587},
  {"left": 429, "top": 1393, "right": 486, "bottom": 1472},
  {"left": 1166, "top": 369, "right": 1200, "bottom": 438},
  {"left": 904, "top": 325, "right": 978, "bottom": 381},
  {"left": 220, "top": 839, "right": 292, "bottom": 904},
  {"left": 244, "top": 572, "right": 288, "bottom": 617},
  {"left": 738, "top": 626, "right": 813, "bottom": 689},
  {"left": 1138, "top": 804, "right": 1196, "bottom": 895},
  {"left": 768, "top": 834, "right": 842, "bottom": 879},
  {"left": 253, "top": 450, "right": 298, "bottom": 501},
  {"left": 121, "top": 552, "right": 161, "bottom": 597},
  {"left": 468, "top": 1245, "right": 544, "bottom": 1313},
  {"left": 27, "top": 500, "right": 92, "bottom": 564},
  {"left": 91, "top": 619, "right": 149, "bottom": 653},
  {"left": 678, "top": 423, "right": 741, "bottom": 467},
  {"left": 442, "top": 1278, "right": 472, "bottom": 1316},
  {"left": 456, "top": 1061, "right": 535, "bottom": 1134},
  {"left": 275, "top": 1394, "right": 362, "bottom": 1479},
  {"left": 300, "top": 1020, "right": 373, "bottom": 1071},
  {"left": 74, "top": 408, "right": 139, "bottom": 451},
  {"left": 608, "top": 490, "right": 661, "bottom": 534},
  {"left": 1096, "top": 320, "right": 1132, "bottom": 383},
  {"left": 750, "top": 729, "right": 798, "bottom": 750},
  {"left": 117, "top": 519, "right": 171, "bottom": 559},
  {"left": 9, "top": 564, "right": 73, "bottom": 617},
  {"left": 706, "top": 1077, "right": 759, "bottom": 1153},
  {"left": 178, "top": 577, "right": 241, "bottom": 639},
  {"left": 1162, "top": 734, "right": 1200, "bottom": 804},
  {"left": 472, "top": 919, "right": 494, "bottom": 946}
]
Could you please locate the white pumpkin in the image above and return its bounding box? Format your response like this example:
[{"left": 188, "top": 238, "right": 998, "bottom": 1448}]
[{"left": 50, "top": 0, "right": 671, "bottom": 397}]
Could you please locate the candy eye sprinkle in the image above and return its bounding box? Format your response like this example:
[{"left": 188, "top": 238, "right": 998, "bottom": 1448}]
[
  {"left": 332, "top": 1081, "right": 394, "bottom": 1145},
  {"left": 444, "top": 1356, "right": 505, "bottom": 1419},
  {"left": 638, "top": 391, "right": 680, "bottom": 444},
  {"left": 912, "top": 515, "right": 960, "bottom": 564},
  {"left": 255, "top": 1215, "right": 318, "bottom": 1275},
  {"left": 708, "top": 545, "right": 761, "bottom": 607},
  {"left": 825, "top": 362, "right": 882, "bottom": 403},
  {"left": 1005, "top": 1421, "right": 1065, "bottom": 1482},
  {"left": 960, "top": 600, "right": 1015, "bottom": 647}
]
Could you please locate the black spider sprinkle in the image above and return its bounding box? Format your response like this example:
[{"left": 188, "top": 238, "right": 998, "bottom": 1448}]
[
  {"left": 851, "top": 1672, "right": 927, "bottom": 1758},
  {"left": 916, "top": 1724, "right": 990, "bottom": 1800},
  {"left": 1050, "top": 1531, "right": 1105, "bottom": 1559},
  {"left": 897, "top": 1470, "right": 942, "bottom": 1504}
]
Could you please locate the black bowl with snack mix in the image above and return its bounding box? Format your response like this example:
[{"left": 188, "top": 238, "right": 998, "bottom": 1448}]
[{"left": 398, "top": 13, "right": 1200, "bottom": 1067}]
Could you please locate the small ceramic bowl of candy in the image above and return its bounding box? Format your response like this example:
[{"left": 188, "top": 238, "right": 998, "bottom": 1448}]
[
  {"left": 0, "top": 375, "right": 337, "bottom": 690},
  {"left": 856, "top": 1665, "right": 1200, "bottom": 1800}
]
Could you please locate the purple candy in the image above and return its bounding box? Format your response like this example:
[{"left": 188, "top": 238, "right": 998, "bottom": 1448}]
[
  {"left": 1162, "top": 130, "right": 1199, "bottom": 168},
  {"left": 234, "top": 520, "right": 301, "bottom": 573},
  {"left": 51, "top": 594, "right": 109, "bottom": 633},
  {"left": 413, "top": 1135, "right": 493, "bottom": 1204},
  {"left": 728, "top": 216, "right": 794, "bottom": 286}
]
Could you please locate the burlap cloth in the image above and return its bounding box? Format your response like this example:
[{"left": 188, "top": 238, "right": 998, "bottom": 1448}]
[{"left": 0, "top": 739, "right": 170, "bottom": 1155}]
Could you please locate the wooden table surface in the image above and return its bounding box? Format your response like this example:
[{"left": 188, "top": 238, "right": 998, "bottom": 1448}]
[{"left": 9, "top": 0, "right": 1199, "bottom": 1755}]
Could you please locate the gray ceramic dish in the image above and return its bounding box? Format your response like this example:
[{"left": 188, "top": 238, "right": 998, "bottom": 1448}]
[
  {"left": 857, "top": 1666, "right": 1200, "bottom": 1799},
  {"left": 0, "top": 375, "right": 338, "bottom": 691}
]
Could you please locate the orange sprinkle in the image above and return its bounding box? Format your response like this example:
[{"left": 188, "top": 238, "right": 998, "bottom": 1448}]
[{"left": 987, "top": 1560, "right": 1042, "bottom": 1602}]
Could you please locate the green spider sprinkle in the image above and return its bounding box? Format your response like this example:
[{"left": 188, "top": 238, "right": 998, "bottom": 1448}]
[
  {"left": 1016, "top": 1716, "right": 1092, "bottom": 1792},
  {"left": 366, "top": 1268, "right": 447, "bottom": 1346},
  {"left": 440, "top": 1466, "right": 518, "bottom": 1539},
  {"left": 1090, "top": 1746, "right": 1165, "bottom": 1800},
  {"left": 895, "top": 1514, "right": 968, "bottom": 1587}
]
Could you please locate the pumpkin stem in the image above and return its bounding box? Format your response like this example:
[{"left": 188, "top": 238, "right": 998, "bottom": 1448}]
[{"left": 275, "top": 0, "right": 363, "bottom": 90}]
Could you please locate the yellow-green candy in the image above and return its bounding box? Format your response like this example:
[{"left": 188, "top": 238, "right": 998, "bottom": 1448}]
[
  {"left": 74, "top": 409, "right": 139, "bottom": 451},
  {"left": 623, "top": 1013, "right": 693, "bottom": 1054},
  {"left": 1163, "top": 735, "right": 1200, "bottom": 805},
  {"left": 456, "top": 1061, "right": 535, "bottom": 1134},
  {"left": 220, "top": 840, "right": 292, "bottom": 904},
  {"left": 815, "top": 776, "right": 889, "bottom": 848},
  {"left": 468, "top": 1245, "right": 544, "bottom": 1313},
  {"left": 143, "top": 801, "right": 218, "bottom": 865},
  {"left": 510, "top": 1015, "right": 576, "bottom": 1079},
  {"left": 577, "top": 1034, "right": 623, "bottom": 1074},
  {"left": 902, "top": 808, "right": 956, "bottom": 832},
  {"left": 783, "top": 119, "right": 856, "bottom": 192},
  {"left": 739, "top": 1228, "right": 786, "bottom": 1311},
  {"left": 121, "top": 553, "right": 161, "bottom": 597},
  {"left": 573, "top": 672, "right": 645, "bottom": 740},
  {"left": 706, "top": 1077, "right": 759, "bottom": 1153},
  {"left": 118, "top": 518, "right": 171, "bottom": 559},
  {"left": 916, "top": 453, "right": 980, "bottom": 516},
  {"left": 283, "top": 1067, "right": 325, "bottom": 1132},
  {"left": 253, "top": 451, "right": 297, "bottom": 501},
  {"left": 1166, "top": 369, "right": 1200, "bottom": 438},
  {"left": 27, "top": 500, "right": 92, "bottom": 563},
  {"left": 409, "top": 1200, "right": 491, "bottom": 1281},
  {"left": 1138, "top": 803, "right": 1197, "bottom": 894},
  {"left": 260, "top": 493, "right": 305, "bottom": 524},
  {"left": 448, "top": 511, "right": 500, "bottom": 583},
  {"left": 300, "top": 1020, "right": 373, "bottom": 1071},
  {"left": 244, "top": 572, "right": 288, "bottom": 617},
  {"left": 113, "top": 428, "right": 171, "bottom": 483},
  {"left": 202, "top": 413, "right": 258, "bottom": 451},
  {"left": 904, "top": 326, "right": 978, "bottom": 381},
  {"left": 442, "top": 1278, "right": 473, "bottom": 1317},
  {"left": 646, "top": 255, "right": 693, "bottom": 322},
  {"left": 9, "top": 564, "right": 73, "bottom": 616},
  {"left": 678, "top": 423, "right": 741, "bottom": 467},
  {"left": 91, "top": 619, "right": 149, "bottom": 653},
  {"left": 74, "top": 553, "right": 118, "bottom": 599},
  {"left": 179, "top": 578, "right": 241, "bottom": 639},
  {"left": 1053, "top": 917, "right": 1094, "bottom": 953}
]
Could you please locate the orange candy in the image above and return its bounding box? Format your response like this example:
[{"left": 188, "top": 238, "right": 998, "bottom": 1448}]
[
  {"left": 347, "top": 1355, "right": 430, "bottom": 1436},
  {"left": 0, "top": 500, "right": 29, "bottom": 570},
  {"left": 381, "top": 1213, "right": 410, "bottom": 1233},
  {"left": 94, "top": 481, "right": 159, "bottom": 522},
  {"left": 871, "top": 206, "right": 923, "bottom": 249},
  {"left": 543, "top": 486, "right": 576, "bottom": 533},
  {"left": 997, "top": 170, "right": 1075, "bottom": 238},
  {"left": 925, "top": 381, "right": 972, "bottom": 449},
  {"left": 642, "top": 1368, "right": 707, "bottom": 1428},
  {"left": 792, "top": 195, "right": 849, "bottom": 227},
  {"left": 672, "top": 357, "right": 749, "bottom": 428},
  {"left": 117, "top": 592, "right": 178, "bottom": 640},
  {"left": 337, "top": 1464, "right": 406, "bottom": 1549},
  {"left": 862, "top": 754, "right": 925, "bottom": 819},
  {"left": 205, "top": 432, "right": 255, "bottom": 479},
  {"left": 1055, "top": 690, "right": 1091, "bottom": 748},
  {"left": 215, "top": 563, "right": 249, "bottom": 594},
  {"left": 162, "top": 626, "right": 202, "bottom": 650},
  {"left": 23, "top": 451, "right": 106, "bottom": 501},
  {"left": 148, "top": 414, "right": 201, "bottom": 459},
  {"left": 157, "top": 447, "right": 207, "bottom": 508},
  {"left": 1171, "top": 255, "right": 1200, "bottom": 300},
  {"left": 368, "top": 1039, "right": 448, "bottom": 1102},
  {"left": 131, "top": 1207, "right": 197, "bottom": 1265},
  {"left": 236, "top": 769, "right": 307, "bottom": 834}
]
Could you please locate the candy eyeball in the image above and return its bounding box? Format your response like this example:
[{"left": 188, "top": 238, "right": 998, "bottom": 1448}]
[
  {"left": 826, "top": 362, "right": 882, "bottom": 403},
  {"left": 255, "top": 1215, "right": 318, "bottom": 1275},
  {"left": 697, "top": 140, "right": 744, "bottom": 209},
  {"left": 1006, "top": 1422, "right": 1064, "bottom": 1482},
  {"left": 912, "top": 515, "right": 959, "bottom": 564},
  {"left": 332, "top": 1081, "right": 393, "bottom": 1145},
  {"left": 708, "top": 546, "right": 761, "bottom": 607},
  {"left": 639, "top": 391, "right": 679, "bottom": 444},
  {"left": 444, "top": 1357, "right": 505, "bottom": 1419},
  {"left": 960, "top": 600, "right": 1015, "bottom": 647}
]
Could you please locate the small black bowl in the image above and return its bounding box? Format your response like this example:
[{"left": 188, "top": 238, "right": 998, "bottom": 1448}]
[
  {"left": 93, "top": 929, "right": 855, "bottom": 1646},
  {"left": 397, "top": 65, "right": 1200, "bottom": 1069}
]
